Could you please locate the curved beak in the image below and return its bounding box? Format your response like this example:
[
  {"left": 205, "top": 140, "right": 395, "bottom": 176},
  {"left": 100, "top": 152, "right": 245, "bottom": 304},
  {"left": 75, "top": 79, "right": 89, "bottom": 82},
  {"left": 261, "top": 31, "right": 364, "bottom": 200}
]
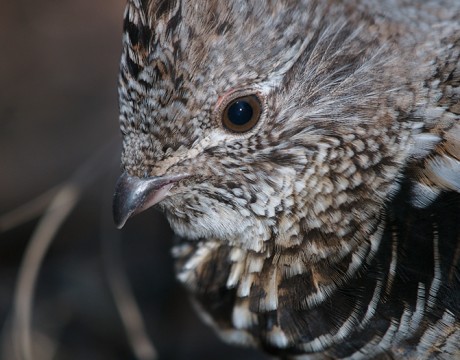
[{"left": 113, "top": 172, "right": 188, "bottom": 229}]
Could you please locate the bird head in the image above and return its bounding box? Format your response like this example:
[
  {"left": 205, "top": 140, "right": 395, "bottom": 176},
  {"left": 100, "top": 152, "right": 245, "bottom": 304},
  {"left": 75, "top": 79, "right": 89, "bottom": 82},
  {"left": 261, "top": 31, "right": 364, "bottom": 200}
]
[{"left": 114, "top": 0, "right": 415, "bottom": 259}]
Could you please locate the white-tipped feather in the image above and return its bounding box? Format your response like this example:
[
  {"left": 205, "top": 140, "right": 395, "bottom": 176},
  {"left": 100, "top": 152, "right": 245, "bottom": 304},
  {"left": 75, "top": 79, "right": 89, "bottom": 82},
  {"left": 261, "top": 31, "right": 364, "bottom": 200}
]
[
  {"left": 410, "top": 133, "right": 441, "bottom": 159},
  {"left": 410, "top": 122, "right": 460, "bottom": 208},
  {"left": 410, "top": 182, "right": 441, "bottom": 208},
  {"left": 426, "top": 155, "right": 460, "bottom": 192}
]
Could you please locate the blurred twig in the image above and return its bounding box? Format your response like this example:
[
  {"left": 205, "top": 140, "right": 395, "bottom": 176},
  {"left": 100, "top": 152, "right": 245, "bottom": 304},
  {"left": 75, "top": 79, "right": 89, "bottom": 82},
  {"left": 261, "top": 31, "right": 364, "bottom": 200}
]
[
  {"left": 101, "top": 212, "right": 158, "bottom": 360},
  {"left": 0, "top": 187, "right": 61, "bottom": 232},
  {"left": 3, "top": 140, "right": 119, "bottom": 360},
  {"left": 11, "top": 183, "right": 80, "bottom": 360}
]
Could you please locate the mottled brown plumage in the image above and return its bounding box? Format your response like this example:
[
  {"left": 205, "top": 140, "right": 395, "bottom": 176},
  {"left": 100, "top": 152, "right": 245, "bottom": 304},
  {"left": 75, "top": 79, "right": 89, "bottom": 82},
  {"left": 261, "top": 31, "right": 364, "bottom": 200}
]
[{"left": 113, "top": 1, "right": 460, "bottom": 358}]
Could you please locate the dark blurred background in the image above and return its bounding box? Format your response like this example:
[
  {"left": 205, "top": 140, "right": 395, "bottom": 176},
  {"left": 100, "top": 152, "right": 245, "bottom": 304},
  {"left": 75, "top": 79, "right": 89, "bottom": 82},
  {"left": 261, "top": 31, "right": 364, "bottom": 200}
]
[{"left": 0, "top": 1, "right": 266, "bottom": 359}]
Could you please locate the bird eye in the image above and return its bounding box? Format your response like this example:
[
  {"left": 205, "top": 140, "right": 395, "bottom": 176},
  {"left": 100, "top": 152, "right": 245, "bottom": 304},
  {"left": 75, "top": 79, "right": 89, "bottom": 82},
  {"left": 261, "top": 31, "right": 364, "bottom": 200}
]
[{"left": 222, "top": 95, "right": 262, "bottom": 133}]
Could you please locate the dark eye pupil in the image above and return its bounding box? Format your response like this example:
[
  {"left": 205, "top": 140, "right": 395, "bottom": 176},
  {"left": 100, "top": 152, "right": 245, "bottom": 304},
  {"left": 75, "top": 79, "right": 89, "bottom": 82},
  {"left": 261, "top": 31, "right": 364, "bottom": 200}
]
[{"left": 227, "top": 100, "right": 254, "bottom": 125}]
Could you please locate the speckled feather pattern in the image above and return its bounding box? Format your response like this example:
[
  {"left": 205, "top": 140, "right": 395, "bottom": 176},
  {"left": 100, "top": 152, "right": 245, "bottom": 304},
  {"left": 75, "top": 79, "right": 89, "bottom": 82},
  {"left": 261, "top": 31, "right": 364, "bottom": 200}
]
[{"left": 118, "top": 1, "right": 460, "bottom": 358}]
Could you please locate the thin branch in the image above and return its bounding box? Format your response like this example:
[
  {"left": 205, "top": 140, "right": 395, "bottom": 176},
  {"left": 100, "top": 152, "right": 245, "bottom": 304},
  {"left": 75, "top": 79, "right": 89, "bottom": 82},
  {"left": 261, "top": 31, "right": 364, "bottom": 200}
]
[
  {"left": 7, "top": 140, "right": 119, "bottom": 360},
  {"left": 11, "top": 183, "right": 80, "bottom": 360},
  {"left": 0, "top": 187, "right": 60, "bottom": 232}
]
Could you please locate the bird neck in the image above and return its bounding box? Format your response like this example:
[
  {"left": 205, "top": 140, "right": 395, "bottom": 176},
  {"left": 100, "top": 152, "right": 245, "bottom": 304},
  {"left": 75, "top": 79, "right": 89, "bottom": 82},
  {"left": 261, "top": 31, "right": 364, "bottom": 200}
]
[{"left": 172, "top": 189, "right": 460, "bottom": 357}]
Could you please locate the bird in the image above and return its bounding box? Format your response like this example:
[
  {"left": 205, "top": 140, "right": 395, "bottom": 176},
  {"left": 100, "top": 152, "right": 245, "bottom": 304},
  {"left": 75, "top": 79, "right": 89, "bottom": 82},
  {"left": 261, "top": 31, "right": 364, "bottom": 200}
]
[{"left": 112, "top": 0, "right": 460, "bottom": 358}]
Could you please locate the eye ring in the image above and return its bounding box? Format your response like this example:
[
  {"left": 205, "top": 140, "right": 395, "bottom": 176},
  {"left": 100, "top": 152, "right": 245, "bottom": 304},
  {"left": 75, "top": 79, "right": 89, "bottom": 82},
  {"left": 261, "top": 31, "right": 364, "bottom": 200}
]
[{"left": 221, "top": 94, "right": 262, "bottom": 133}]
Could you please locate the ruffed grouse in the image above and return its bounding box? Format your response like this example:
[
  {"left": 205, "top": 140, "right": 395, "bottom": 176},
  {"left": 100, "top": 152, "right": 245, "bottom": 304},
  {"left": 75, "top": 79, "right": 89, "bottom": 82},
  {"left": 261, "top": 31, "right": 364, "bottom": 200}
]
[{"left": 113, "top": 0, "right": 460, "bottom": 358}]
